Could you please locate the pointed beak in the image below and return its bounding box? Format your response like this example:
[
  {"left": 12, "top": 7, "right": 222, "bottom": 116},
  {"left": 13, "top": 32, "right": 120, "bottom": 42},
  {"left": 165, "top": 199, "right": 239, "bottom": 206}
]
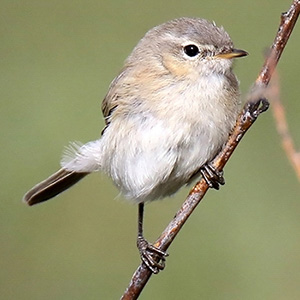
[{"left": 215, "top": 48, "right": 248, "bottom": 59}]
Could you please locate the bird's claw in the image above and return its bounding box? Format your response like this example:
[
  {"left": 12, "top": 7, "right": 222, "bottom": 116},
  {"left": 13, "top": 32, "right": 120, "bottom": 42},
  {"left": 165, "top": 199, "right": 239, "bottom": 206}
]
[
  {"left": 200, "top": 163, "right": 225, "bottom": 190},
  {"left": 137, "top": 237, "right": 168, "bottom": 274},
  {"left": 244, "top": 97, "right": 269, "bottom": 121}
]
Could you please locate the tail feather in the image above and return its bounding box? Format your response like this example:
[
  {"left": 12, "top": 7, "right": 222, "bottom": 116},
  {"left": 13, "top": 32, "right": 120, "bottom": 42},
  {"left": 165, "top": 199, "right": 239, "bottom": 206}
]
[{"left": 23, "top": 169, "right": 89, "bottom": 206}]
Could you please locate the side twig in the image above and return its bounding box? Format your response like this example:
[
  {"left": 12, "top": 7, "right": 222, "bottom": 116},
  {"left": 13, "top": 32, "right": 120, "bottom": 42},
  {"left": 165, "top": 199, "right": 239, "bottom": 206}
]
[
  {"left": 121, "top": 1, "right": 300, "bottom": 299},
  {"left": 269, "top": 69, "right": 300, "bottom": 181}
]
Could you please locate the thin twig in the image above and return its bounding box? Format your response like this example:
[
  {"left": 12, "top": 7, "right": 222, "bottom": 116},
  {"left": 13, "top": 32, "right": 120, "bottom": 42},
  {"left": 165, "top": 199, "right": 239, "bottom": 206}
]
[
  {"left": 121, "top": 1, "right": 300, "bottom": 299},
  {"left": 269, "top": 69, "right": 300, "bottom": 181}
]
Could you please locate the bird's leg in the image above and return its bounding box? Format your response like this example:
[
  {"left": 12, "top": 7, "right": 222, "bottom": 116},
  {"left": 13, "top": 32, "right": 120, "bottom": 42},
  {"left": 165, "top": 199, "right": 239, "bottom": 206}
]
[
  {"left": 137, "top": 203, "right": 168, "bottom": 274},
  {"left": 200, "top": 163, "right": 225, "bottom": 190}
]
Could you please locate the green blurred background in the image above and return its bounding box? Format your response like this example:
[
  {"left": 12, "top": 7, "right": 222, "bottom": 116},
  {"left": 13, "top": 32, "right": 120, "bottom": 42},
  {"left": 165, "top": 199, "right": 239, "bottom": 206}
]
[{"left": 1, "top": 0, "right": 299, "bottom": 299}]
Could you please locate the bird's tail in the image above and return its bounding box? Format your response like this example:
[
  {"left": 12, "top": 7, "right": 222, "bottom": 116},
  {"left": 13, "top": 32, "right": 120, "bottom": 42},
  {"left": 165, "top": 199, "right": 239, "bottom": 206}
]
[{"left": 23, "top": 169, "right": 89, "bottom": 206}]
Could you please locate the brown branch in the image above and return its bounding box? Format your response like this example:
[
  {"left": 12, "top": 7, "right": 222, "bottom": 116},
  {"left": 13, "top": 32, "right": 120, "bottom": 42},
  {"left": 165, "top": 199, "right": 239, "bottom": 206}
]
[
  {"left": 121, "top": 1, "right": 300, "bottom": 299},
  {"left": 269, "top": 69, "right": 300, "bottom": 181}
]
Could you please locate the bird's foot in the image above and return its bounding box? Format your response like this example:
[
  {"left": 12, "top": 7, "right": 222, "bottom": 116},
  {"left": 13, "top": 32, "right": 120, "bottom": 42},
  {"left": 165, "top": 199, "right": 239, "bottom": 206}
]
[
  {"left": 244, "top": 97, "right": 269, "bottom": 121},
  {"left": 200, "top": 163, "right": 225, "bottom": 190},
  {"left": 137, "top": 237, "right": 168, "bottom": 274}
]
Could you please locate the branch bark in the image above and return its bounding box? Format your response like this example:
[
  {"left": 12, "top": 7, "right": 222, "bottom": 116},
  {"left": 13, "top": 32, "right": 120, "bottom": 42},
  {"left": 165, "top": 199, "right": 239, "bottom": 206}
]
[{"left": 121, "top": 1, "right": 300, "bottom": 299}]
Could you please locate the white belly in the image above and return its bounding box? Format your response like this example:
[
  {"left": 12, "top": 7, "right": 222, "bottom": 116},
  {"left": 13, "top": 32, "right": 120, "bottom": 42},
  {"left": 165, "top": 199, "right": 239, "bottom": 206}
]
[{"left": 62, "top": 73, "right": 239, "bottom": 203}]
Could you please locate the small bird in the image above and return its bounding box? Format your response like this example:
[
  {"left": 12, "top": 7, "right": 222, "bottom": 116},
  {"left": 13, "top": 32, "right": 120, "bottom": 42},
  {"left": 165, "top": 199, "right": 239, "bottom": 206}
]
[{"left": 23, "top": 17, "right": 247, "bottom": 273}]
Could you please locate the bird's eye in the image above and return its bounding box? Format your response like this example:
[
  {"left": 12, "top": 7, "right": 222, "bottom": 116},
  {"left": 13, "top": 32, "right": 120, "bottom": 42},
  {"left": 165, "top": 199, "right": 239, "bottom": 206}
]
[{"left": 183, "top": 44, "right": 200, "bottom": 57}]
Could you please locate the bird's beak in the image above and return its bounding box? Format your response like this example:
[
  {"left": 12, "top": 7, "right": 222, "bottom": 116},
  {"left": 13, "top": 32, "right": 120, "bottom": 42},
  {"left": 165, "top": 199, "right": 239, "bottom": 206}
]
[{"left": 215, "top": 48, "right": 248, "bottom": 59}]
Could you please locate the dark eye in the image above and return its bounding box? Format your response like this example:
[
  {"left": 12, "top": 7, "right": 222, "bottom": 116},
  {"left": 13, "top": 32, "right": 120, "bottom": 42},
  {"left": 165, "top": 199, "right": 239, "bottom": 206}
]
[{"left": 183, "top": 44, "right": 200, "bottom": 57}]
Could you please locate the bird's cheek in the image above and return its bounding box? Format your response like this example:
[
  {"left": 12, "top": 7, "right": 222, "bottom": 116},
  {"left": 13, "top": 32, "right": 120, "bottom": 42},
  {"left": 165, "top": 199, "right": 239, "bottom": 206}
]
[{"left": 162, "top": 54, "right": 193, "bottom": 78}]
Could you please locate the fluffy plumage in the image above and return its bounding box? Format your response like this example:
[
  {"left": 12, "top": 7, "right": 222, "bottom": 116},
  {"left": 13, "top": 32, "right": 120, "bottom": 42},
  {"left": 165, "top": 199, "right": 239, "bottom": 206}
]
[{"left": 23, "top": 17, "right": 246, "bottom": 205}]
